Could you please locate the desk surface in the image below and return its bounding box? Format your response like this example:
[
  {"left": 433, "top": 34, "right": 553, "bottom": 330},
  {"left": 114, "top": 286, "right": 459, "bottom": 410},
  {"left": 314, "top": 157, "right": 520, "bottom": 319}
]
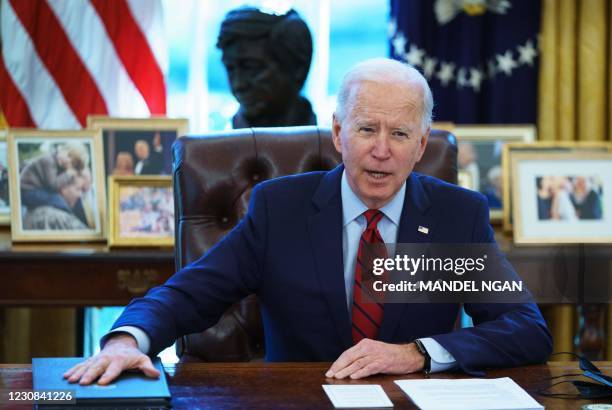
[{"left": 1, "top": 362, "right": 610, "bottom": 409}]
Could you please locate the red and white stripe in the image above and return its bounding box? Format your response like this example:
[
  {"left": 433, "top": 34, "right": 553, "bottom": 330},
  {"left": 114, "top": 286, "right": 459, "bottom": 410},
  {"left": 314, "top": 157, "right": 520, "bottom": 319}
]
[{"left": 0, "top": 0, "right": 167, "bottom": 129}]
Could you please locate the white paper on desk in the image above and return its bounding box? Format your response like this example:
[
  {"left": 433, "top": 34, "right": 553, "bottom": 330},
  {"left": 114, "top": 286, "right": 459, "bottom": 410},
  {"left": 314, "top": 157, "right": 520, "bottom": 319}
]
[
  {"left": 394, "top": 377, "right": 543, "bottom": 410},
  {"left": 322, "top": 384, "right": 393, "bottom": 408}
]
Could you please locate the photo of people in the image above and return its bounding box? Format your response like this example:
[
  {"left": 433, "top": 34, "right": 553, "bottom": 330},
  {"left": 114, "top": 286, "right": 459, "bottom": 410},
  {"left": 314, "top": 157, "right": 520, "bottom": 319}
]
[
  {"left": 536, "top": 176, "right": 603, "bottom": 221},
  {"left": 86, "top": 117, "right": 188, "bottom": 183},
  {"left": 104, "top": 130, "right": 175, "bottom": 177},
  {"left": 0, "top": 138, "right": 10, "bottom": 222},
  {"left": 16, "top": 140, "right": 99, "bottom": 232},
  {"left": 455, "top": 126, "right": 536, "bottom": 224},
  {"left": 118, "top": 185, "right": 174, "bottom": 239},
  {"left": 458, "top": 140, "right": 504, "bottom": 210}
]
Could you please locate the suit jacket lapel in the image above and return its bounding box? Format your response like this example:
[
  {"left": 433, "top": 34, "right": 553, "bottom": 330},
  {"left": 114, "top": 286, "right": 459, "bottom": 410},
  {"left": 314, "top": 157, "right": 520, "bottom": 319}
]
[
  {"left": 378, "top": 173, "right": 438, "bottom": 343},
  {"left": 307, "top": 165, "right": 353, "bottom": 349}
]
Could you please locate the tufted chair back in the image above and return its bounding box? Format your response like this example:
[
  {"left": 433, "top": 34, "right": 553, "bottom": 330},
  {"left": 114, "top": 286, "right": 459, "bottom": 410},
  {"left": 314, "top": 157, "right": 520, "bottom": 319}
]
[{"left": 173, "top": 126, "right": 457, "bottom": 361}]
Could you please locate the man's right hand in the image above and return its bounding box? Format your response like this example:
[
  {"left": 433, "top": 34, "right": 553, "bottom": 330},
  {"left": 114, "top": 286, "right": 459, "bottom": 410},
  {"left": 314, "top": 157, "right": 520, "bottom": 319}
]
[{"left": 63, "top": 333, "right": 160, "bottom": 386}]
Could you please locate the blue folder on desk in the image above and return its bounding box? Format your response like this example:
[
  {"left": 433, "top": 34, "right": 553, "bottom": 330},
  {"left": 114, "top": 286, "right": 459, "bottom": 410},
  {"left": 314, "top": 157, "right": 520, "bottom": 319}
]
[{"left": 32, "top": 357, "right": 171, "bottom": 408}]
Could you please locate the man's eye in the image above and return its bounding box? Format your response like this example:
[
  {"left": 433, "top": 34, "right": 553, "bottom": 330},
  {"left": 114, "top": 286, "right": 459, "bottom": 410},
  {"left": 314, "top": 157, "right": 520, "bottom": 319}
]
[
  {"left": 359, "top": 127, "right": 375, "bottom": 133},
  {"left": 393, "top": 131, "right": 409, "bottom": 139},
  {"left": 242, "top": 60, "right": 264, "bottom": 70}
]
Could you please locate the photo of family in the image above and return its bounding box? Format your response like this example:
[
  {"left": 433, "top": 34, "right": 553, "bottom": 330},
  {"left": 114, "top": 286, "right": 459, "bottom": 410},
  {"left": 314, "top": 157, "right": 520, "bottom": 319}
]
[
  {"left": 8, "top": 130, "right": 105, "bottom": 242},
  {"left": 458, "top": 141, "right": 503, "bottom": 209},
  {"left": 502, "top": 141, "right": 612, "bottom": 232},
  {"left": 105, "top": 130, "right": 175, "bottom": 177},
  {"left": 512, "top": 151, "right": 612, "bottom": 244},
  {"left": 536, "top": 176, "right": 603, "bottom": 221},
  {"left": 0, "top": 135, "right": 9, "bottom": 224},
  {"left": 87, "top": 117, "right": 188, "bottom": 182},
  {"left": 454, "top": 125, "right": 535, "bottom": 223},
  {"left": 119, "top": 186, "right": 174, "bottom": 237},
  {"left": 108, "top": 176, "right": 174, "bottom": 247}
]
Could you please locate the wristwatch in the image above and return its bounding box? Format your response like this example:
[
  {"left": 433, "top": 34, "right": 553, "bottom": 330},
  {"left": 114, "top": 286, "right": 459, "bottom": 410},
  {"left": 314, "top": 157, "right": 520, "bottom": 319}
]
[{"left": 414, "top": 339, "right": 431, "bottom": 374}]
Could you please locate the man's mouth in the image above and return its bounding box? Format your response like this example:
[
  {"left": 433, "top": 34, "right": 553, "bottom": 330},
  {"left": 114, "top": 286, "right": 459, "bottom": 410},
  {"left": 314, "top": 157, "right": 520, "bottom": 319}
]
[{"left": 366, "top": 170, "right": 392, "bottom": 179}]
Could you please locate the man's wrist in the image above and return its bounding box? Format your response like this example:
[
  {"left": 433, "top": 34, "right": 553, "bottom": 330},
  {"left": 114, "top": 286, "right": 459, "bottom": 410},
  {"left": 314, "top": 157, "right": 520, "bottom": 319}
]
[
  {"left": 104, "top": 332, "right": 138, "bottom": 349},
  {"left": 413, "top": 339, "right": 431, "bottom": 374}
]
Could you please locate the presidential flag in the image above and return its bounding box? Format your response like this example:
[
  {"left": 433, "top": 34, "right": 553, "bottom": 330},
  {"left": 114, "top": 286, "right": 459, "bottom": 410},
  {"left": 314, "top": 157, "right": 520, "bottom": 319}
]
[
  {"left": 390, "top": 0, "right": 541, "bottom": 123},
  {"left": 0, "top": 0, "right": 167, "bottom": 129}
]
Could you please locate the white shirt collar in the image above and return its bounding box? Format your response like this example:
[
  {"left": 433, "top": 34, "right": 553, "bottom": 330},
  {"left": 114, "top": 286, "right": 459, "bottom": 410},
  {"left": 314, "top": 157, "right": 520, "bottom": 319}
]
[{"left": 341, "top": 170, "right": 406, "bottom": 226}]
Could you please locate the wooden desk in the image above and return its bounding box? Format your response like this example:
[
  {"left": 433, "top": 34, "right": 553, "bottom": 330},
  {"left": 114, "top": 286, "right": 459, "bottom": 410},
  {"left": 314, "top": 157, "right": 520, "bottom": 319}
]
[
  {"left": 0, "top": 229, "right": 175, "bottom": 306},
  {"left": 1, "top": 227, "right": 610, "bottom": 359},
  {"left": 1, "top": 362, "right": 610, "bottom": 409}
]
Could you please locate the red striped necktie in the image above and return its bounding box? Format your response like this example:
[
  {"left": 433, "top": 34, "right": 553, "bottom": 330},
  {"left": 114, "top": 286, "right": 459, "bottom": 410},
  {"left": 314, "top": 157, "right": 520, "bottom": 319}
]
[{"left": 351, "top": 209, "right": 386, "bottom": 344}]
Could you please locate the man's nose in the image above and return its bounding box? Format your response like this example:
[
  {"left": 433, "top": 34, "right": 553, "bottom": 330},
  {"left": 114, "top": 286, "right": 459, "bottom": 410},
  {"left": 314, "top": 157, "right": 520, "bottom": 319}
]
[
  {"left": 230, "top": 69, "right": 248, "bottom": 92},
  {"left": 371, "top": 133, "right": 391, "bottom": 159}
]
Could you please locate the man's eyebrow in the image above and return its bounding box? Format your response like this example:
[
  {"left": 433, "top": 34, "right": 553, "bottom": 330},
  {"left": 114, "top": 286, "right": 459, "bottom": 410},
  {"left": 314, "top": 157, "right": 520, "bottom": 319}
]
[
  {"left": 393, "top": 126, "right": 413, "bottom": 133},
  {"left": 353, "top": 119, "right": 377, "bottom": 127}
]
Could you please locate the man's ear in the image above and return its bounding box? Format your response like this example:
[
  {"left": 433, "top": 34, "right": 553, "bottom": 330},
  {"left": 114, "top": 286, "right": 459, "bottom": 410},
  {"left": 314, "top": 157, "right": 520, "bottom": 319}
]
[
  {"left": 416, "top": 126, "right": 430, "bottom": 162},
  {"left": 331, "top": 114, "right": 342, "bottom": 154}
]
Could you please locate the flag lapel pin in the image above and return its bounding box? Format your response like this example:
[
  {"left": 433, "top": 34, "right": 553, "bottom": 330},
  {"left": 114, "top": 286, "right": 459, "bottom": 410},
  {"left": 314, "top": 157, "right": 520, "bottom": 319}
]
[{"left": 418, "top": 226, "right": 429, "bottom": 235}]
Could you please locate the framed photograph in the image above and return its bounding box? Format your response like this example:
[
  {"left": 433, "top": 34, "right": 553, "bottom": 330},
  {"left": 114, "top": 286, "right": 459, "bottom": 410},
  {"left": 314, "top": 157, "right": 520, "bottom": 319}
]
[
  {"left": 87, "top": 117, "right": 188, "bottom": 180},
  {"left": 432, "top": 122, "right": 455, "bottom": 132},
  {"left": 453, "top": 125, "right": 535, "bottom": 223},
  {"left": 502, "top": 141, "right": 612, "bottom": 232},
  {"left": 0, "top": 130, "right": 9, "bottom": 225},
  {"left": 457, "top": 170, "right": 474, "bottom": 190},
  {"left": 108, "top": 175, "right": 174, "bottom": 247},
  {"left": 511, "top": 151, "right": 612, "bottom": 244},
  {"left": 7, "top": 129, "right": 106, "bottom": 242}
]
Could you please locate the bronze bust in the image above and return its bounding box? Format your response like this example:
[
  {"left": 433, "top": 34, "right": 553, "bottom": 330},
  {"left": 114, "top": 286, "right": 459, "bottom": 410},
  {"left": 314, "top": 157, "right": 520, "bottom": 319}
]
[{"left": 217, "top": 7, "right": 316, "bottom": 128}]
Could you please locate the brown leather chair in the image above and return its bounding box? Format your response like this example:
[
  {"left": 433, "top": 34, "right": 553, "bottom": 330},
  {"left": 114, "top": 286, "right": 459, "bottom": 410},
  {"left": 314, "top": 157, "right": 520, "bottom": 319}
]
[{"left": 172, "top": 126, "right": 458, "bottom": 362}]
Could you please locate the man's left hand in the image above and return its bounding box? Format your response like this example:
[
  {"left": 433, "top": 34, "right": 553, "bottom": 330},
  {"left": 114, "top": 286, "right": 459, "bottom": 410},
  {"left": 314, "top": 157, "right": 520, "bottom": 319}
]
[{"left": 325, "top": 339, "right": 424, "bottom": 379}]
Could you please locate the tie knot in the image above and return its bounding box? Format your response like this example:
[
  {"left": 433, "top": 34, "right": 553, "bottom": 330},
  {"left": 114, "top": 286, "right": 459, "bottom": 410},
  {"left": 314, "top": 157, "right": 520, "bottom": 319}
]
[{"left": 364, "top": 209, "right": 383, "bottom": 229}]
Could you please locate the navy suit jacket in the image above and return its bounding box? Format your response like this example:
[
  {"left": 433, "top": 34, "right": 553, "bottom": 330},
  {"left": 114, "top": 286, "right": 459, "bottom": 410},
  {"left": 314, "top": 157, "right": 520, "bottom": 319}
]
[{"left": 113, "top": 165, "right": 552, "bottom": 373}]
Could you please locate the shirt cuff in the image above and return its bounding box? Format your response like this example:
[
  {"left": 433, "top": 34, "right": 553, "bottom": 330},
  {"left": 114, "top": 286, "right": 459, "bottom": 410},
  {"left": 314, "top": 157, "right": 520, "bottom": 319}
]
[
  {"left": 418, "top": 337, "right": 457, "bottom": 373},
  {"left": 102, "top": 326, "right": 151, "bottom": 354}
]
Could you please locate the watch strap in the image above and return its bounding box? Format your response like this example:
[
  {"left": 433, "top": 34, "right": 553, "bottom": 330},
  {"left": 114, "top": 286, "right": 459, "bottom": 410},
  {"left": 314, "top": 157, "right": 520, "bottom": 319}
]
[{"left": 414, "top": 339, "right": 431, "bottom": 374}]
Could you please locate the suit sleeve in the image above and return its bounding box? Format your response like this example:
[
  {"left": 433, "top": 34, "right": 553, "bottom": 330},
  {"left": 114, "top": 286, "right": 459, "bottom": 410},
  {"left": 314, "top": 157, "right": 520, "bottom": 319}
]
[
  {"left": 431, "top": 195, "right": 553, "bottom": 374},
  {"left": 110, "top": 184, "right": 269, "bottom": 355}
]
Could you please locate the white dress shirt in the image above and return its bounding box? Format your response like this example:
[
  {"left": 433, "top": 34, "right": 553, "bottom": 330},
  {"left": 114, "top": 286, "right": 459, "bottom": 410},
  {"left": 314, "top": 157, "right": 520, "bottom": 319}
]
[
  {"left": 340, "top": 170, "right": 456, "bottom": 372},
  {"left": 109, "top": 171, "right": 458, "bottom": 372}
]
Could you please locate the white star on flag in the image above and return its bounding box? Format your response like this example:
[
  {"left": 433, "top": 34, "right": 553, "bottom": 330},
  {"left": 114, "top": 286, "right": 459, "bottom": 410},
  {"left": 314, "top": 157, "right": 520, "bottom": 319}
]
[
  {"left": 436, "top": 62, "right": 455, "bottom": 86},
  {"left": 423, "top": 57, "right": 438, "bottom": 79},
  {"left": 517, "top": 40, "right": 537, "bottom": 66},
  {"left": 469, "top": 68, "right": 484, "bottom": 92},
  {"left": 405, "top": 44, "right": 425, "bottom": 67},
  {"left": 456, "top": 67, "right": 468, "bottom": 88},
  {"left": 392, "top": 33, "right": 407, "bottom": 56},
  {"left": 496, "top": 51, "right": 517, "bottom": 76}
]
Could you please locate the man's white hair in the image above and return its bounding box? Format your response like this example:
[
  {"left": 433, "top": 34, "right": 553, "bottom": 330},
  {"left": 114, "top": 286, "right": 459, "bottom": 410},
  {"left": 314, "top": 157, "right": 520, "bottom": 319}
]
[{"left": 335, "top": 58, "right": 434, "bottom": 133}]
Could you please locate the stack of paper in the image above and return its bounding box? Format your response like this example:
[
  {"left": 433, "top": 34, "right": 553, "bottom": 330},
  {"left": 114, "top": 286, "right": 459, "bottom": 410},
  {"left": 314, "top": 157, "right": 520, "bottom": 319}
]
[{"left": 394, "top": 377, "right": 543, "bottom": 410}]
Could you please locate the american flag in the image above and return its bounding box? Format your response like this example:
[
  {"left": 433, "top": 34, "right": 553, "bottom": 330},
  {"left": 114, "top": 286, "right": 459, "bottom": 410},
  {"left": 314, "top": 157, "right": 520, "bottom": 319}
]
[
  {"left": 390, "top": 0, "right": 541, "bottom": 123},
  {"left": 0, "top": 0, "right": 167, "bottom": 128}
]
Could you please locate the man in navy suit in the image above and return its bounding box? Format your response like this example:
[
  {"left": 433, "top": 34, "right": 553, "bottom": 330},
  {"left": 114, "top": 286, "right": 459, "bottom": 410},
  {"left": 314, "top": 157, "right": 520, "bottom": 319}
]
[{"left": 66, "top": 58, "right": 551, "bottom": 386}]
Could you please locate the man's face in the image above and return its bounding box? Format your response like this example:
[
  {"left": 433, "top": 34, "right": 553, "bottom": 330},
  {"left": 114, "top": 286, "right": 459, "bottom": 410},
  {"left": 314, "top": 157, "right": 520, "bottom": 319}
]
[
  {"left": 332, "top": 80, "right": 429, "bottom": 209},
  {"left": 60, "top": 181, "right": 83, "bottom": 209},
  {"left": 222, "top": 38, "right": 295, "bottom": 119},
  {"left": 135, "top": 142, "right": 149, "bottom": 160}
]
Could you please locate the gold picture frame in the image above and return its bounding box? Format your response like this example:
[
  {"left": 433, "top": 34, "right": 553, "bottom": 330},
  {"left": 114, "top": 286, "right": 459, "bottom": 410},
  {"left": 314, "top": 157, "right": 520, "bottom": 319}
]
[
  {"left": 0, "top": 130, "right": 9, "bottom": 225},
  {"left": 7, "top": 129, "right": 106, "bottom": 242},
  {"left": 432, "top": 122, "right": 455, "bottom": 132},
  {"left": 453, "top": 124, "right": 536, "bottom": 224},
  {"left": 511, "top": 151, "right": 612, "bottom": 245},
  {"left": 502, "top": 141, "right": 612, "bottom": 232},
  {"left": 108, "top": 175, "right": 174, "bottom": 247},
  {"left": 87, "top": 116, "right": 188, "bottom": 181},
  {"left": 457, "top": 170, "right": 474, "bottom": 190}
]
